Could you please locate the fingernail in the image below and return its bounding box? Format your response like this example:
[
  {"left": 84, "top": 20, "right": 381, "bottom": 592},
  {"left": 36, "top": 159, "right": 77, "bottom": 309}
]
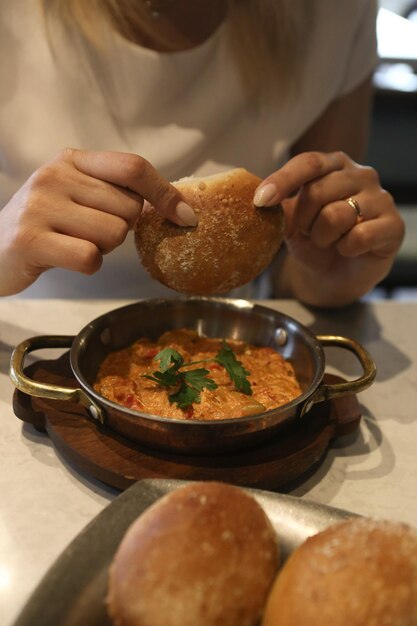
[
  {"left": 175, "top": 201, "right": 198, "bottom": 227},
  {"left": 253, "top": 183, "right": 278, "bottom": 207}
]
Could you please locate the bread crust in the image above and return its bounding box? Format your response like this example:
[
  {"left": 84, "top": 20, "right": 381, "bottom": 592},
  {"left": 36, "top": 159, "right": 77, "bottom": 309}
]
[
  {"left": 135, "top": 168, "right": 284, "bottom": 294},
  {"left": 107, "top": 481, "right": 280, "bottom": 626},
  {"left": 262, "top": 517, "right": 417, "bottom": 626}
]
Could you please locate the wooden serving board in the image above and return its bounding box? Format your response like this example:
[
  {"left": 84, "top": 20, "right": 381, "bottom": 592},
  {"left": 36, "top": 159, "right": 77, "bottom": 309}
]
[{"left": 13, "top": 352, "right": 362, "bottom": 491}]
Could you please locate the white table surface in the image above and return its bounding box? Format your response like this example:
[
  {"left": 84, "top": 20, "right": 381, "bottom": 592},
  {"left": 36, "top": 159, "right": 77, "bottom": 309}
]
[{"left": 1, "top": 298, "right": 417, "bottom": 625}]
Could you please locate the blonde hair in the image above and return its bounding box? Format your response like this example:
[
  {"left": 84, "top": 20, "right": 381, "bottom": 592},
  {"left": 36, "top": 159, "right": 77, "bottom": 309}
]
[{"left": 41, "top": 0, "right": 312, "bottom": 98}]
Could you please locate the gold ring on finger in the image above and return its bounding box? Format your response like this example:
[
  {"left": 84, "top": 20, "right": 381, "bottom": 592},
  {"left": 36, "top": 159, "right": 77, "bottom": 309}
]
[{"left": 346, "top": 197, "right": 364, "bottom": 224}]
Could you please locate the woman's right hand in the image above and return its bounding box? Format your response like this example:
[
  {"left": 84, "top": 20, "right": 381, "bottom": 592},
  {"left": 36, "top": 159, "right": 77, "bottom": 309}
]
[{"left": 0, "top": 148, "right": 197, "bottom": 296}]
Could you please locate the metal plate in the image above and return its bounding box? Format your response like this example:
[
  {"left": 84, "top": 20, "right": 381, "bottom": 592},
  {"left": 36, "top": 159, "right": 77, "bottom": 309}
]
[
  {"left": 70, "top": 297, "right": 325, "bottom": 454},
  {"left": 13, "top": 479, "right": 356, "bottom": 626}
]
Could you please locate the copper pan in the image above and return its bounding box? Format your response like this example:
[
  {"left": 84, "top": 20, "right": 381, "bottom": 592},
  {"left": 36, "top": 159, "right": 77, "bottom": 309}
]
[{"left": 9, "top": 297, "right": 376, "bottom": 455}]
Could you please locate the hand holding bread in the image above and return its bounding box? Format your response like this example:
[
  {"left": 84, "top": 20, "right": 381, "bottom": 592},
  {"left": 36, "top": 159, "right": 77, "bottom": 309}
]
[
  {"left": 254, "top": 150, "right": 405, "bottom": 307},
  {"left": 135, "top": 168, "right": 284, "bottom": 294},
  {"left": 0, "top": 148, "right": 196, "bottom": 296}
]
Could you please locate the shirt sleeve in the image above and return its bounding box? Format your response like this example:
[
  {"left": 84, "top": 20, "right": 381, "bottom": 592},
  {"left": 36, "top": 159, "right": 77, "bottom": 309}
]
[{"left": 339, "top": 0, "right": 379, "bottom": 96}]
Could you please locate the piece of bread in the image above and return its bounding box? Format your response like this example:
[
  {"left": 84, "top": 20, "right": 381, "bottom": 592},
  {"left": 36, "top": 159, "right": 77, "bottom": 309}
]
[
  {"left": 135, "top": 168, "right": 284, "bottom": 294},
  {"left": 261, "top": 517, "right": 417, "bottom": 626},
  {"left": 107, "top": 481, "right": 280, "bottom": 626}
]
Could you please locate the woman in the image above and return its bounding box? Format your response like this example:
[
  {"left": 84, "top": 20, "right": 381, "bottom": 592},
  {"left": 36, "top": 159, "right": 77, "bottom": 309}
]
[{"left": 0, "top": 0, "right": 404, "bottom": 305}]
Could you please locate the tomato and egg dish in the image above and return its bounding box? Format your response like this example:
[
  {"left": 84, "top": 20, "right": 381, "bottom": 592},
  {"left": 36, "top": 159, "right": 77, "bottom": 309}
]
[{"left": 94, "top": 329, "right": 302, "bottom": 420}]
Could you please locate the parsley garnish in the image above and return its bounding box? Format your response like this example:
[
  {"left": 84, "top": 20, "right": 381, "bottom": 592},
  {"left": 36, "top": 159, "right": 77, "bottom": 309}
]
[
  {"left": 169, "top": 368, "right": 218, "bottom": 409},
  {"left": 143, "top": 348, "right": 218, "bottom": 409},
  {"left": 143, "top": 341, "right": 252, "bottom": 410},
  {"left": 215, "top": 340, "right": 253, "bottom": 396}
]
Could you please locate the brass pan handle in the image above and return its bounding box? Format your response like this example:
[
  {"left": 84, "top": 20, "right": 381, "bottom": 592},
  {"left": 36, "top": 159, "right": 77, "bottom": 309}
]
[
  {"left": 300, "top": 335, "right": 377, "bottom": 416},
  {"left": 9, "top": 335, "right": 105, "bottom": 423}
]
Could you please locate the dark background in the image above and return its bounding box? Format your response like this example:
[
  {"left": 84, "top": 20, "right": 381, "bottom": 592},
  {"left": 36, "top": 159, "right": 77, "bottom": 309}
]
[{"left": 367, "top": 1, "right": 417, "bottom": 294}]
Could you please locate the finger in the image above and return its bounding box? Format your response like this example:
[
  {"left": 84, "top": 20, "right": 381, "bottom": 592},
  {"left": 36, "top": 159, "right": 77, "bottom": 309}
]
[
  {"left": 292, "top": 169, "right": 363, "bottom": 235},
  {"left": 336, "top": 215, "right": 404, "bottom": 258},
  {"left": 253, "top": 151, "right": 348, "bottom": 207},
  {"left": 59, "top": 148, "right": 198, "bottom": 226},
  {"left": 29, "top": 231, "right": 103, "bottom": 275},
  {"left": 70, "top": 179, "right": 143, "bottom": 229},
  {"left": 308, "top": 199, "right": 361, "bottom": 248},
  {"left": 49, "top": 202, "right": 131, "bottom": 254},
  {"left": 308, "top": 191, "right": 381, "bottom": 248}
]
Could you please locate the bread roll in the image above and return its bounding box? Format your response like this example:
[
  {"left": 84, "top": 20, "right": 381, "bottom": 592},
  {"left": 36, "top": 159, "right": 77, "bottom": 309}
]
[
  {"left": 107, "top": 481, "right": 280, "bottom": 626},
  {"left": 262, "top": 517, "right": 417, "bottom": 626},
  {"left": 135, "top": 168, "right": 284, "bottom": 294}
]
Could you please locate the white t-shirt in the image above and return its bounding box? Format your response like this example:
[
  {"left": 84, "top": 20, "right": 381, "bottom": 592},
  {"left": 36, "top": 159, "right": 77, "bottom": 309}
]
[{"left": 0, "top": 0, "right": 378, "bottom": 299}]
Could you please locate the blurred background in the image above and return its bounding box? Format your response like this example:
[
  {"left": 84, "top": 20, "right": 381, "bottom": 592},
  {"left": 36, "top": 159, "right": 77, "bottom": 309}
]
[{"left": 368, "top": 0, "right": 417, "bottom": 299}]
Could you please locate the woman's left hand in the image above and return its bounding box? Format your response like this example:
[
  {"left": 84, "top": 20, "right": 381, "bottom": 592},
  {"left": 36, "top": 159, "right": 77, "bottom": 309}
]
[{"left": 254, "top": 151, "right": 405, "bottom": 306}]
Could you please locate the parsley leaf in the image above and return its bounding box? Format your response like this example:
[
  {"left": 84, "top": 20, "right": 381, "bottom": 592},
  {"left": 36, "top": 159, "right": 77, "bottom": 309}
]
[
  {"left": 183, "top": 368, "right": 218, "bottom": 393},
  {"left": 143, "top": 340, "right": 252, "bottom": 411},
  {"left": 168, "top": 380, "right": 201, "bottom": 409},
  {"left": 142, "top": 368, "right": 179, "bottom": 387},
  {"left": 143, "top": 350, "right": 218, "bottom": 410},
  {"left": 169, "top": 368, "right": 218, "bottom": 409},
  {"left": 155, "top": 348, "right": 184, "bottom": 372},
  {"left": 215, "top": 340, "right": 253, "bottom": 396}
]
